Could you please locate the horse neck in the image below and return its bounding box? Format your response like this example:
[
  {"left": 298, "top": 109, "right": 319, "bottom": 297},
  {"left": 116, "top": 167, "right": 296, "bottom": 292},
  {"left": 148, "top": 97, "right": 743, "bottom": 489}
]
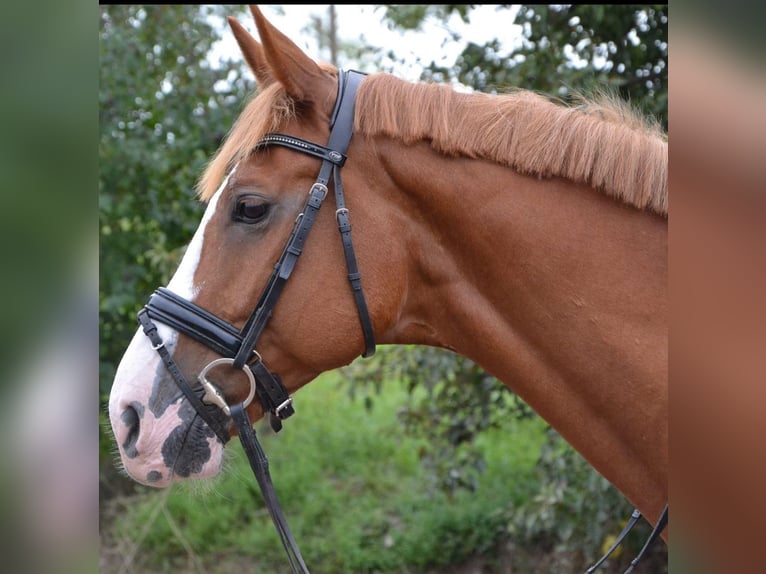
[{"left": 373, "top": 138, "right": 668, "bottom": 525}]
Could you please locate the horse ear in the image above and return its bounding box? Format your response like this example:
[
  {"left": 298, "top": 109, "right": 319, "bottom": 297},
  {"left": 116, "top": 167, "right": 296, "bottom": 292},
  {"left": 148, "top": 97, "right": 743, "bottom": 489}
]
[
  {"left": 247, "top": 4, "right": 325, "bottom": 102},
  {"left": 227, "top": 16, "right": 274, "bottom": 88}
]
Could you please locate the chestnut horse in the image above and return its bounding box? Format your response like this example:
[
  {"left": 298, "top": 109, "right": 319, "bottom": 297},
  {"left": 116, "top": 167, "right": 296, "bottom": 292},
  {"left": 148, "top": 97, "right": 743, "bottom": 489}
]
[{"left": 109, "top": 2, "right": 667, "bottom": 555}]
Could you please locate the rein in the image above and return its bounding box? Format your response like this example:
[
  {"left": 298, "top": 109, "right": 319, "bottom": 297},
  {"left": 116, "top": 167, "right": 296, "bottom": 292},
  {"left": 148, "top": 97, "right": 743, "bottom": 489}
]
[
  {"left": 134, "top": 67, "right": 667, "bottom": 573},
  {"left": 585, "top": 504, "right": 669, "bottom": 573}
]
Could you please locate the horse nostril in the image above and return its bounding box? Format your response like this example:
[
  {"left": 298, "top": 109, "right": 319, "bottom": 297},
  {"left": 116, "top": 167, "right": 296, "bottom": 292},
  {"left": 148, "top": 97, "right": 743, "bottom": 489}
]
[{"left": 120, "top": 403, "right": 142, "bottom": 459}]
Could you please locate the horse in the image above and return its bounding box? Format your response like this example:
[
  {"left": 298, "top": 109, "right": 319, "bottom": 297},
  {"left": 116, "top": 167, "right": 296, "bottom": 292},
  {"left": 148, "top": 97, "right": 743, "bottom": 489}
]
[{"left": 108, "top": 3, "right": 668, "bottom": 567}]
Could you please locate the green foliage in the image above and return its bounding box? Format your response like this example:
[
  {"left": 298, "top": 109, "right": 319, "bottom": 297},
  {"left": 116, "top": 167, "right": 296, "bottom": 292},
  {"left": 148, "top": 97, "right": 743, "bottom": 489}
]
[
  {"left": 509, "top": 427, "right": 654, "bottom": 567},
  {"left": 103, "top": 375, "right": 546, "bottom": 572},
  {"left": 380, "top": 4, "right": 472, "bottom": 31},
  {"left": 382, "top": 4, "right": 668, "bottom": 128},
  {"left": 511, "top": 5, "right": 667, "bottom": 127},
  {"left": 342, "top": 347, "right": 667, "bottom": 569},
  {"left": 99, "top": 5, "right": 251, "bottom": 394},
  {"left": 343, "top": 346, "right": 533, "bottom": 495}
]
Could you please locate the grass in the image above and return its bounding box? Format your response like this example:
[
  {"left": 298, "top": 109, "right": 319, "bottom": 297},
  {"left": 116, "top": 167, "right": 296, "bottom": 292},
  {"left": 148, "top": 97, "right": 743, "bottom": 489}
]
[{"left": 102, "top": 372, "right": 547, "bottom": 573}]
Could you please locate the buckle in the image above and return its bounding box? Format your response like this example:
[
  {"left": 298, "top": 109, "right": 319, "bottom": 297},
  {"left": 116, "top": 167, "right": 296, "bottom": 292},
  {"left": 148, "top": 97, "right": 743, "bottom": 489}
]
[
  {"left": 335, "top": 207, "right": 349, "bottom": 222},
  {"left": 309, "top": 183, "right": 328, "bottom": 201},
  {"left": 274, "top": 397, "right": 293, "bottom": 419}
]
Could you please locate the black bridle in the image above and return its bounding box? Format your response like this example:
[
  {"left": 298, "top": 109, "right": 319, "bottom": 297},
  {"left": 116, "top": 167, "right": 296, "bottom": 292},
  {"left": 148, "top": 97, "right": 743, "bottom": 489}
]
[
  {"left": 134, "top": 68, "right": 666, "bottom": 574},
  {"left": 138, "top": 68, "right": 373, "bottom": 434}
]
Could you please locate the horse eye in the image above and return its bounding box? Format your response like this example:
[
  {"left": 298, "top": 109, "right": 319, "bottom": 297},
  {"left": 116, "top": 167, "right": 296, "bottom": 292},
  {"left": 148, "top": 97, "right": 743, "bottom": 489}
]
[{"left": 233, "top": 197, "right": 270, "bottom": 224}]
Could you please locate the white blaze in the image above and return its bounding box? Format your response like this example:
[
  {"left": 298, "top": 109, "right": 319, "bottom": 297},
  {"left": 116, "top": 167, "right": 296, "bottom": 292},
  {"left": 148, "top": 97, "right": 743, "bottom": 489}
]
[{"left": 157, "top": 173, "right": 228, "bottom": 342}]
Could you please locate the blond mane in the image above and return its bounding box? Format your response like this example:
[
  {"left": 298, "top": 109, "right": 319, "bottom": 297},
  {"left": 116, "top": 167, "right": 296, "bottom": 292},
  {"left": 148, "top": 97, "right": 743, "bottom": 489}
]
[
  {"left": 199, "top": 71, "right": 667, "bottom": 216},
  {"left": 355, "top": 73, "right": 667, "bottom": 215},
  {"left": 197, "top": 82, "right": 296, "bottom": 201}
]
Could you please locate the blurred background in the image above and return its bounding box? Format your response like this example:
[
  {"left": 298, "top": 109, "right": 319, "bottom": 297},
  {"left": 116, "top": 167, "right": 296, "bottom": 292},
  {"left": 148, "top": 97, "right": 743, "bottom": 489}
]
[{"left": 2, "top": 2, "right": 764, "bottom": 573}]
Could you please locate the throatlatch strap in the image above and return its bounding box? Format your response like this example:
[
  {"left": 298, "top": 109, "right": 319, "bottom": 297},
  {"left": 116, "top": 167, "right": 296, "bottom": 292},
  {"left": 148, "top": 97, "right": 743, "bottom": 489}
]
[
  {"left": 231, "top": 403, "right": 310, "bottom": 574},
  {"left": 332, "top": 163, "right": 376, "bottom": 357}
]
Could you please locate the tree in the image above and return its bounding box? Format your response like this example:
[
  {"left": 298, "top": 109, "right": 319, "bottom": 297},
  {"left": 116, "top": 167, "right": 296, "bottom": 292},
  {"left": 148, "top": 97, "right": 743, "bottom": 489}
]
[
  {"left": 99, "top": 5, "right": 251, "bottom": 386},
  {"left": 381, "top": 4, "right": 667, "bottom": 127},
  {"left": 98, "top": 4, "right": 252, "bottom": 482}
]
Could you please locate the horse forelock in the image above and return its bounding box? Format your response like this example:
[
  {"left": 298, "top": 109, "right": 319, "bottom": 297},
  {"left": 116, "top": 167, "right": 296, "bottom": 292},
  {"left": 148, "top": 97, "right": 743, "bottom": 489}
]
[
  {"left": 354, "top": 73, "right": 668, "bottom": 216},
  {"left": 197, "top": 82, "right": 296, "bottom": 201},
  {"left": 197, "top": 63, "right": 340, "bottom": 202}
]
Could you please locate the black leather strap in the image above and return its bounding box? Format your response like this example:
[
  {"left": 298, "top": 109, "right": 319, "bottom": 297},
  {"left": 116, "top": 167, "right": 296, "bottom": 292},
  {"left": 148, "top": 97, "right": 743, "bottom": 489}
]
[
  {"left": 584, "top": 504, "right": 668, "bottom": 574},
  {"left": 250, "top": 360, "right": 294, "bottom": 431},
  {"left": 231, "top": 402, "right": 310, "bottom": 573},
  {"left": 622, "top": 504, "right": 668, "bottom": 574},
  {"left": 585, "top": 508, "right": 642, "bottom": 573},
  {"left": 255, "top": 134, "right": 346, "bottom": 167},
  {"left": 137, "top": 309, "right": 231, "bottom": 444},
  {"left": 146, "top": 287, "right": 242, "bottom": 357},
  {"left": 332, "top": 163, "right": 376, "bottom": 357},
  {"left": 137, "top": 70, "right": 373, "bottom": 574}
]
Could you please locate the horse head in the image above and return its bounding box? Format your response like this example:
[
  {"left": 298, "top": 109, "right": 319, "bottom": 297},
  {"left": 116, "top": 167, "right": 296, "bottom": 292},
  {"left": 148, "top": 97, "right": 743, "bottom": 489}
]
[{"left": 108, "top": 5, "right": 397, "bottom": 487}]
